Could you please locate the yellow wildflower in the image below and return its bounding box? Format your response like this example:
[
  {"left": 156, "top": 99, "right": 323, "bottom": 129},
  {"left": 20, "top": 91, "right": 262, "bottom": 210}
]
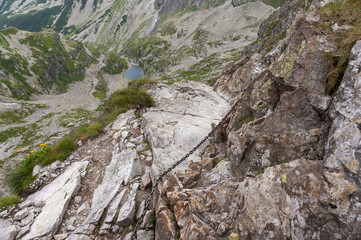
[
  {"left": 17, "top": 147, "right": 23, "bottom": 151},
  {"left": 281, "top": 174, "right": 287, "bottom": 183},
  {"left": 40, "top": 143, "right": 47, "bottom": 147},
  {"left": 30, "top": 150, "right": 37, "bottom": 153}
]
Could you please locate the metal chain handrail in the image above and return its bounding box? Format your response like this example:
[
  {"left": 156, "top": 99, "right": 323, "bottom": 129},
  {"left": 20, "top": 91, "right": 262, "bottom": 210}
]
[{"left": 131, "top": 98, "right": 240, "bottom": 240}]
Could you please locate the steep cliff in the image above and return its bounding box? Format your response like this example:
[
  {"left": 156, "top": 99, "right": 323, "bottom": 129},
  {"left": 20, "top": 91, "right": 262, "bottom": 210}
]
[{"left": 152, "top": 0, "right": 361, "bottom": 239}]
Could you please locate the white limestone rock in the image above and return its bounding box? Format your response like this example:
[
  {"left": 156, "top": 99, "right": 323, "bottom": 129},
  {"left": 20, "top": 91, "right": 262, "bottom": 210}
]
[
  {"left": 74, "top": 196, "right": 82, "bottom": 204},
  {"left": 136, "top": 143, "right": 147, "bottom": 152},
  {"left": 32, "top": 165, "right": 42, "bottom": 176},
  {"left": 137, "top": 200, "right": 146, "bottom": 219},
  {"left": 76, "top": 202, "right": 89, "bottom": 215},
  {"left": 100, "top": 189, "right": 126, "bottom": 230},
  {"left": 111, "top": 110, "right": 135, "bottom": 130},
  {"left": 54, "top": 233, "right": 68, "bottom": 240},
  {"left": 117, "top": 183, "right": 139, "bottom": 226},
  {"left": 14, "top": 208, "right": 29, "bottom": 220},
  {"left": 0, "top": 218, "right": 19, "bottom": 240},
  {"left": 132, "top": 135, "right": 144, "bottom": 145},
  {"left": 22, "top": 161, "right": 89, "bottom": 240},
  {"left": 72, "top": 149, "right": 141, "bottom": 234},
  {"left": 19, "top": 200, "right": 32, "bottom": 208},
  {"left": 141, "top": 210, "right": 155, "bottom": 229},
  {"left": 66, "top": 233, "right": 92, "bottom": 240},
  {"left": 16, "top": 225, "right": 30, "bottom": 239},
  {"left": 142, "top": 81, "right": 228, "bottom": 181}
]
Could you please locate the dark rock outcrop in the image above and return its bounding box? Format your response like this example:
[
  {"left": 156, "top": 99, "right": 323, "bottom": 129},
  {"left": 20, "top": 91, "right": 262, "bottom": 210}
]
[{"left": 154, "top": 0, "right": 361, "bottom": 239}]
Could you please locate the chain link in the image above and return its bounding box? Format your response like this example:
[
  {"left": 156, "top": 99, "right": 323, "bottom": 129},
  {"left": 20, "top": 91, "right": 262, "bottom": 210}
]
[{"left": 131, "top": 99, "right": 240, "bottom": 240}]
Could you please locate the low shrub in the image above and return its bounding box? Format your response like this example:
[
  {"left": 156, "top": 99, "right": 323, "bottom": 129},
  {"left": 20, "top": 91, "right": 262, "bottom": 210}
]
[
  {"left": 128, "top": 78, "right": 157, "bottom": 89},
  {"left": 101, "top": 87, "right": 153, "bottom": 124},
  {"left": 6, "top": 141, "right": 74, "bottom": 193},
  {"left": 75, "top": 122, "right": 102, "bottom": 141}
]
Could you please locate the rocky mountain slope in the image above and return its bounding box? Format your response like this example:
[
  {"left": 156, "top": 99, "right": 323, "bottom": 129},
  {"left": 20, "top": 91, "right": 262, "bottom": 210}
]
[
  {"left": 0, "top": 0, "right": 280, "bottom": 195},
  {"left": 0, "top": 28, "right": 96, "bottom": 100},
  {"left": 0, "top": 28, "right": 130, "bottom": 196},
  {"left": 0, "top": 0, "right": 279, "bottom": 82},
  {"left": 1, "top": 0, "right": 361, "bottom": 239}
]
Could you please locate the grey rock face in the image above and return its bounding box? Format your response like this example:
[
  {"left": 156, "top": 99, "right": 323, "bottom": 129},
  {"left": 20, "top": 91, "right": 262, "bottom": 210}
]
[
  {"left": 155, "top": 0, "right": 226, "bottom": 17},
  {"left": 229, "top": 87, "right": 329, "bottom": 178},
  {"left": 137, "top": 230, "right": 154, "bottom": 240},
  {"left": 111, "top": 110, "right": 136, "bottom": 131},
  {"left": 154, "top": 5, "right": 361, "bottom": 240},
  {"left": 142, "top": 81, "right": 228, "bottom": 182},
  {"left": 0, "top": 218, "right": 19, "bottom": 240},
  {"left": 72, "top": 149, "right": 140, "bottom": 234},
  {"left": 322, "top": 40, "right": 361, "bottom": 238}
]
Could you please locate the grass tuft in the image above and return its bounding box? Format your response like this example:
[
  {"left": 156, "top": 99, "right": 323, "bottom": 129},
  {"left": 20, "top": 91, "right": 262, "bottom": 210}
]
[
  {"left": 128, "top": 78, "right": 157, "bottom": 89},
  {"left": 321, "top": 0, "right": 361, "bottom": 95},
  {"left": 101, "top": 87, "right": 153, "bottom": 124},
  {"left": 0, "top": 195, "right": 20, "bottom": 209}
]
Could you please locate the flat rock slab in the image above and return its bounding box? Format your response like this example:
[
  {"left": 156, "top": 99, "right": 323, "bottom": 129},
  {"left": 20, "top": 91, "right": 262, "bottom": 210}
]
[
  {"left": 117, "top": 183, "right": 139, "bottom": 226},
  {"left": 0, "top": 218, "right": 18, "bottom": 240},
  {"left": 22, "top": 161, "right": 89, "bottom": 240},
  {"left": 142, "top": 81, "right": 228, "bottom": 181},
  {"left": 73, "top": 148, "right": 141, "bottom": 234}
]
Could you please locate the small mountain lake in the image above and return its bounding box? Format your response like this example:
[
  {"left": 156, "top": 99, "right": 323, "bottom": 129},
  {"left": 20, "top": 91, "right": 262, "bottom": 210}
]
[{"left": 123, "top": 65, "right": 144, "bottom": 80}]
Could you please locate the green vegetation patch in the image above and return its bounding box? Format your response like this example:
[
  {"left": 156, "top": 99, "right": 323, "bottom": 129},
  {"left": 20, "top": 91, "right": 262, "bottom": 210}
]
[
  {"left": 6, "top": 139, "right": 76, "bottom": 193},
  {"left": 0, "top": 103, "right": 46, "bottom": 125},
  {"left": 0, "top": 195, "right": 20, "bottom": 209},
  {"left": 175, "top": 5, "right": 198, "bottom": 18},
  {"left": 0, "top": 50, "right": 35, "bottom": 99},
  {"left": 174, "top": 51, "right": 240, "bottom": 84},
  {"left": 125, "top": 36, "right": 171, "bottom": 74},
  {"left": 101, "top": 52, "right": 128, "bottom": 74},
  {"left": 59, "top": 108, "right": 94, "bottom": 127},
  {"left": 101, "top": 86, "right": 153, "bottom": 124},
  {"left": 321, "top": 0, "right": 361, "bottom": 95},
  {"left": 0, "top": 6, "right": 62, "bottom": 32},
  {"left": 0, "top": 109, "right": 33, "bottom": 125},
  {"left": 214, "top": 156, "right": 228, "bottom": 166},
  {"left": 19, "top": 30, "right": 93, "bottom": 96},
  {"left": 160, "top": 22, "right": 177, "bottom": 36},
  {"left": 93, "top": 72, "right": 108, "bottom": 100},
  {"left": 0, "top": 33, "right": 10, "bottom": 47},
  {"left": 240, "top": 115, "right": 255, "bottom": 126},
  {"left": 232, "top": 0, "right": 286, "bottom": 8},
  {"left": 128, "top": 78, "right": 157, "bottom": 89}
]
